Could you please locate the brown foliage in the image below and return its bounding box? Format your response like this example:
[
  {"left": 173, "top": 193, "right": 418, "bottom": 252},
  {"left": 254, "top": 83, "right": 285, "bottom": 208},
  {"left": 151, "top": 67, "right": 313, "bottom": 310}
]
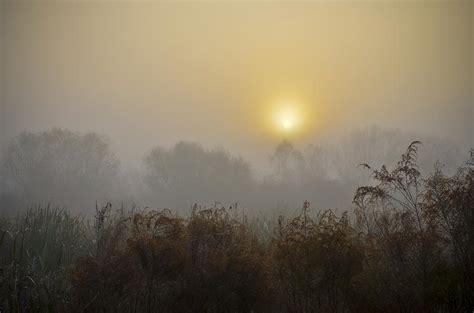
[
  {"left": 271, "top": 201, "right": 363, "bottom": 313},
  {"left": 68, "top": 204, "right": 268, "bottom": 313},
  {"left": 351, "top": 143, "right": 474, "bottom": 313}
]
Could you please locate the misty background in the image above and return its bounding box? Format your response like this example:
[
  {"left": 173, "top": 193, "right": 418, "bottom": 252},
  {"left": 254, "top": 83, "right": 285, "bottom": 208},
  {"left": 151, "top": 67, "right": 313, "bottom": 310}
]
[{"left": 0, "top": 1, "right": 472, "bottom": 214}]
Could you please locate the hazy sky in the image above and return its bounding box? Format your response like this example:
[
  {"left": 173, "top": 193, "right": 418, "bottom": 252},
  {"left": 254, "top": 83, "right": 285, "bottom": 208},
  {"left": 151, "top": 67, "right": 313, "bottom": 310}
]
[{"left": 1, "top": 1, "right": 472, "bottom": 167}]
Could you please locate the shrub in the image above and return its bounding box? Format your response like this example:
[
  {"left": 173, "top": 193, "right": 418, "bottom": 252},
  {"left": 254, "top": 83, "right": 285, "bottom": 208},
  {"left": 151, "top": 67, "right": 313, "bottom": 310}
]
[
  {"left": 0, "top": 206, "right": 90, "bottom": 312},
  {"left": 68, "top": 204, "right": 268, "bottom": 313}
]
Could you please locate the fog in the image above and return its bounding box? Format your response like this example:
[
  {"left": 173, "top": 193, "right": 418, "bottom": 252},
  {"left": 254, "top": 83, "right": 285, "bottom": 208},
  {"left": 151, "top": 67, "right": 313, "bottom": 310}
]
[{"left": 0, "top": 1, "right": 473, "bottom": 214}]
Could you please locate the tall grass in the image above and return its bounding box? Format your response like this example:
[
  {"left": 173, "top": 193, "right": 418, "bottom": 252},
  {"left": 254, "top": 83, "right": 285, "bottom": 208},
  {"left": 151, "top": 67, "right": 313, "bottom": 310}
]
[{"left": 0, "top": 205, "right": 91, "bottom": 312}]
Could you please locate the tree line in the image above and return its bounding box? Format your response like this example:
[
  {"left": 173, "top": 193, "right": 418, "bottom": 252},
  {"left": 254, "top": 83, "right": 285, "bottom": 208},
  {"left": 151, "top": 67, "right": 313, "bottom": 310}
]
[{"left": 0, "top": 127, "right": 464, "bottom": 214}]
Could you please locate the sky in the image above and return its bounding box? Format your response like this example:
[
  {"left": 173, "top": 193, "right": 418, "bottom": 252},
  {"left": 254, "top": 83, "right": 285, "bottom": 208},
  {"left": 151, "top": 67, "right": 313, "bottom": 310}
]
[{"left": 0, "top": 1, "right": 473, "bottom": 168}]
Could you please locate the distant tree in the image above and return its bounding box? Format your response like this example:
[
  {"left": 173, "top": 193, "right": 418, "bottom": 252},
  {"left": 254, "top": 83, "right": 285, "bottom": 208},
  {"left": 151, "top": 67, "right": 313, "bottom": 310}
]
[
  {"left": 303, "top": 144, "right": 331, "bottom": 181},
  {"left": 1, "top": 128, "right": 119, "bottom": 209},
  {"left": 330, "top": 127, "right": 409, "bottom": 184},
  {"left": 270, "top": 140, "right": 307, "bottom": 184},
  {"left": 269, "top": 140, "right": 333, "bottom": 185},
  {"left": 143, "top": 141, "right": 254, "bottom": 206},
  {"left": 331, "top": 126, "right": 463, "bottom": 184}
]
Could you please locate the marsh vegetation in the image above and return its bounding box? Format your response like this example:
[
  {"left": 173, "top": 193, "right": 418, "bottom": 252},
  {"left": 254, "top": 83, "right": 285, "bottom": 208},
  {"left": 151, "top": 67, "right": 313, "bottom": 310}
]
[{"left": 0, "top": 141, "right": 472, "bottom": 313}]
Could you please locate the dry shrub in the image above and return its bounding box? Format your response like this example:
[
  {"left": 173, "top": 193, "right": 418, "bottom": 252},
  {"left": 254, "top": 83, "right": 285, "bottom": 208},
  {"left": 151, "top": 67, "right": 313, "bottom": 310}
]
[
  {"left": 272, "top": 201, "right": 363, "bottom": 313},
  {"left": 351, "top": 144, "right": 474, "bottom": 313},
  {"left": 69, "top": 204, "right": 139, "bottom": 312},
  {"left": 68, "top": 204, "right": 268, "bottom": 313},
  {"left": 180, "top": 204, "right": 269, "bottom": 313}
]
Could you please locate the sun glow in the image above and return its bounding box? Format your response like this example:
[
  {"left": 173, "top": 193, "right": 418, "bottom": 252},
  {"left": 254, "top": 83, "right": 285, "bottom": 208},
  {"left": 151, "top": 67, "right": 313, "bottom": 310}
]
[
  {"left": 278, "top": 110, "right": 296, "bottom": 131},
  {"left": 258, "top": 93, "right": 318, "bottom": 139},
  {"left": 273, "top": 101, "right": 302, "bottom": 134},
  {"left": 282, "top": 119, "right": 293, "bottom": 130}
]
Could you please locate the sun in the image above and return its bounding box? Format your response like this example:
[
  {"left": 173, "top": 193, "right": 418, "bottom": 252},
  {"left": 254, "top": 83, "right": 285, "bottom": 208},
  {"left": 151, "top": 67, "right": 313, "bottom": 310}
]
[
  {"left": 259, "top": 94, "right": 315, "bottom": 139},
  {"left": 274, "top": 104, "right": 300, "bottom": 133},
  {"left": 282, "top": 119, "right": 294, "bottom": 130},
  {"left": 279, "top": 111, "right": 296, "bottom": 131}
]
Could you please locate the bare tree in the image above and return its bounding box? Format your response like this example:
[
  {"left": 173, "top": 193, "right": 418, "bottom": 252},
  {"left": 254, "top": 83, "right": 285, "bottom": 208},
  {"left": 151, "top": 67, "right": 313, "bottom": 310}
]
[
  {"left": 143, "top": 141, "right": 254, "bottom": 207},
  {"left": 1, "top": 128, "right": 119, "bottom": 209}
]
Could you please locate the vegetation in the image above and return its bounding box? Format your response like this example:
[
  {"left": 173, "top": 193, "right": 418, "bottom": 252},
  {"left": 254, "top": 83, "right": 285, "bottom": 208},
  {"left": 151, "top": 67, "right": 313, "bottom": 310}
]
[
  {"left": 143, "top": 142, "right": 254, "bottom": 208},
  {"left": 0, "top": 128, "right": 119, "bottom": 212},
  {"left": 1, "top": 127, "right": 464, "bottom": 214},
  {"left": 0, "top": 143, "right": 473, "bottom": 312}
]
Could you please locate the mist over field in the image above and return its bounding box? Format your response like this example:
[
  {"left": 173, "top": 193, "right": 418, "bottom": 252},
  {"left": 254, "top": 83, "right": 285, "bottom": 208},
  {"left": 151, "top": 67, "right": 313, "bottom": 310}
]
[
  {"left": 0, "top": 0, "right": 472, "bottom": 214},
  {"left": 0, "top": 1, "right": 473, "bottom": 312}
]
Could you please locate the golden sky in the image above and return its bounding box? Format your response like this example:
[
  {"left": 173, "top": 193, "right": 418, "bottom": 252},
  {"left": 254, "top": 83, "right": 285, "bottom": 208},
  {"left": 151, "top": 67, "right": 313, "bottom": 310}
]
[{"left": 1, "top": 1, "right": 472, "bottom": 165}]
